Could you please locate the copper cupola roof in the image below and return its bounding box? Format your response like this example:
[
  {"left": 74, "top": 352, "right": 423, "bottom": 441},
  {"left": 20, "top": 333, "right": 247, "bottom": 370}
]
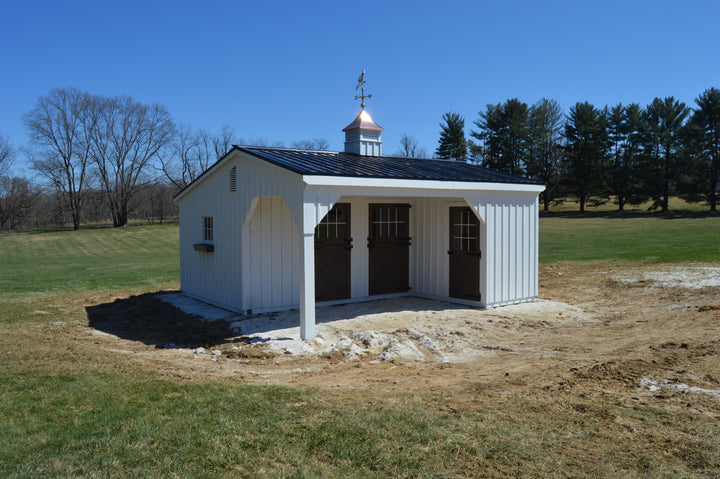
[{"left": 342, "top": 110, "right": 384, "bottom": 132}]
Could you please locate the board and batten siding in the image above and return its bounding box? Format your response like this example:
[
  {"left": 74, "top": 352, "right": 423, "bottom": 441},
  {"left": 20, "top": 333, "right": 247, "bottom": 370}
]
[
  {"left": 177, "top": 150, "right": 306, "bottom": 312},
  {"left": 468, "top": 190, "right": 539, "bottom": 307},
  {"left": 245, "top": 196, "right": 300, "bottom": 311},
  {"left": 411, "top": 197, "right": 470, "bottom": 300},
  {"left": 178, "top": 158, "right": 244, "bottom": 311},
  {"left": 177, "top": 149, "right": 542, "bottom": 315}
]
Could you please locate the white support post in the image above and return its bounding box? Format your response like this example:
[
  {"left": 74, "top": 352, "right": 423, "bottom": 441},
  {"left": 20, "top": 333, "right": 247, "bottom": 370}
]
[{"left": 299, "top": 232, "right": 316, "bottom": 340}]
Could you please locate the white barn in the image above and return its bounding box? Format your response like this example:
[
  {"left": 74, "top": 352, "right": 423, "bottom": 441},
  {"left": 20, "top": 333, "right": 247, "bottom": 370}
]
[{"left": 174, "top": 109, "right": 545, "bottom": 339}]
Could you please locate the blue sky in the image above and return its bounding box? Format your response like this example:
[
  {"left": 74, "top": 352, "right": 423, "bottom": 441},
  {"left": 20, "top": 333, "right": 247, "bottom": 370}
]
[{"left": 2, "top": 0, "right": 719, "bottom": 174}]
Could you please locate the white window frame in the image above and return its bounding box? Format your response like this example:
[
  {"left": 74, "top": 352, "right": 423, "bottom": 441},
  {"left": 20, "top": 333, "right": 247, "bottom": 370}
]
[{"left": 203, "top": 216, "right": 214, "bottom": 242}]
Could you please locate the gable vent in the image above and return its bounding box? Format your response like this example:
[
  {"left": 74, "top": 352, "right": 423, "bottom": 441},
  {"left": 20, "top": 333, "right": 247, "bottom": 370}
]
[{"left": 229, "top": 166, "right": 237, "bottom": 192}]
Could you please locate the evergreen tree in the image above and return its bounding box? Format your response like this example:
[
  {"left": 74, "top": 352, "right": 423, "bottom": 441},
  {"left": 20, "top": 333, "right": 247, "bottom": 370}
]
[
  {"left": 606, "top": 104, "right": 626, "bottom": 208},
  {"left": 471, "top": 99, "right": 530, "bottom": 174},
  {"left": 606, "top": 103, "right": 646, "bottom": 210},
  {"left": 436, "top": 112, "right": 467, "bottom": 161},
  {"left": 500, "top": 99, "right": 531, "bottom": 175},
  {"left": 683, "top": 87, "right": 720, "bottom": 211},
  {"left": 562, "top": 102, "right": 609, "bottom": 212},
  {"left": 470, "top": 103, "right": 503, "bottom": 169},
  {"left": 527, "top": 98, "right": 563, "bottom": 211},
  {"left": 642, "top": 97, "right": 689, "bottom": 212}
]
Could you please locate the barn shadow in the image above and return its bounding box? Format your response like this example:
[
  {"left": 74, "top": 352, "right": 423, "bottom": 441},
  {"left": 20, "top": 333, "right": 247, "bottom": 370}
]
[
  {"left": 86, "top": 291, "right": 236, "bottom": 349},
  {"left": 88, "top": 292, "right": 475, "bottom": 344}
]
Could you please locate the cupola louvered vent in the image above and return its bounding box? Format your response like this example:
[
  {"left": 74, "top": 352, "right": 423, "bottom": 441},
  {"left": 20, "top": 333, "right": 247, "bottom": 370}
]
[{"left": 229, "top": 166, "right": 237, "bottom": 192}]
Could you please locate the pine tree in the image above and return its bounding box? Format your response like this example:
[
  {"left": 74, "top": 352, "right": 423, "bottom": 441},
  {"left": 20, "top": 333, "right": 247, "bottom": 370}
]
[
  {"left": 470, "top": 103, "right": 503, "bottom": 168},
  {"left": 606, "top": 103, "right": 646, "bottom": 210},
  {"left": 436, "top": 112, "right": 467, "bottom": 161},
  {"left": 500, "top": 99, "right": 530, "bottom": 175},
  {"left": 641, "top": 97, "right": 689, "bottom": 212},
  {"left": 562, "top": 102, "right": 609, "bottom": 212},
  {"left": 683, "top": 87, "right": 720, "bottom": 211},
  {"left": 471, "top": 99, "right": 530, "bottom": 174},
  {"left": 527, "top": 98, "right": 563, "bottom": 211}
]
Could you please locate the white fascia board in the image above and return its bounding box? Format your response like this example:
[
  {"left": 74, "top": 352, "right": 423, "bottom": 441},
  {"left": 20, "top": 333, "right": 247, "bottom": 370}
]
[{"left": 302, "top": 175, "right": 546, "bottom": 193}]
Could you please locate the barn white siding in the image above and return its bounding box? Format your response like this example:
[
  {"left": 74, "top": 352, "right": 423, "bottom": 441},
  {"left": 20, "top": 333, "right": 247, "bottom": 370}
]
[
  {"left": 411, "top": 197, "right": 472, "bottom": 299},
  {"left": 177, "top": 158, "right": 244, "bottom": 311},
  {"left": 245, "top": 196, "right": 300, "bottom": 311},
  {"left": 177, "top": 151, "right": 306, "bottom": 312},
  {"left": 176, "top": 149, "right": 542, "bottom": 323},
  {"left": 468, "top": 191, "right": 539, "bottom": 307}
]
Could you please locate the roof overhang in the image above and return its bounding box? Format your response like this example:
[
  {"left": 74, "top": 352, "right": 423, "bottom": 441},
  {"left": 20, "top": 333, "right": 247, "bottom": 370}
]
[
  {"left": 174, "top": 146, "right": 546, "bottom": 204},
  {"left": 302, "top": 175, "right": 546, "bottom": 193}
]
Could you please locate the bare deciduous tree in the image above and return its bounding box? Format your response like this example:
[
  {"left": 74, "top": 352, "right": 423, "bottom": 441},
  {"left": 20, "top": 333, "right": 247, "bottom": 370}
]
[
  {"left": 291, "top": 138, "right": 330, "bottom": 151},
  {"left": 210, "top": 124, "right": 237, "bottom": 159},
  {"left": 0, "top": 176, "right": 39, "bottom": 229},
  {"left": 159, "top": 124, "right": 237, "bottom": 190},
  {"left": 91, "top": 96, "right": 175, "bottom": 227},
  {"left": 0, "top": 135, "right": 12, "bottom": 177},
  {"left": 135, "top": 182, "right": 178, "bottom": 224},
  {"left": 24, "top": 88, "right": 98, "bottom": 230},
  {"left": 394, "top": 133, "right": 427, "bottom": 158}
]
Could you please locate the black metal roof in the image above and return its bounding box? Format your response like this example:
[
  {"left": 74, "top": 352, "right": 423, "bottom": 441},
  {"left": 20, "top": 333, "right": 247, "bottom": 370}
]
[{"left": 237, "top": 146, "right": 544, "bottom": 185}]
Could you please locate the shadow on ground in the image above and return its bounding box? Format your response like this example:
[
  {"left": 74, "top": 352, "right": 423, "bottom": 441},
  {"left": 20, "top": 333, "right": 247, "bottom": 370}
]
[{"left": 86, "top": 291, "right": 235, "bottom": 349}]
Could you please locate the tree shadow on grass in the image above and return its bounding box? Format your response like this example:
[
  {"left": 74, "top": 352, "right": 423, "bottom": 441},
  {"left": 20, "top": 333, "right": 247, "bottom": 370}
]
[{"left": 86, "top": 291, "right": 236, "bottom": 349}]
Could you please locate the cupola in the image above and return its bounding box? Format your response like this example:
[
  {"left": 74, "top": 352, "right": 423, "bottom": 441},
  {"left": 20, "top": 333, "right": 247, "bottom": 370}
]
[
  {"left": 343, "top": 69, "right": 383, "bottom": 156},
  {"left": 343, "top": 109, "right": 383, "bottom": 156}
]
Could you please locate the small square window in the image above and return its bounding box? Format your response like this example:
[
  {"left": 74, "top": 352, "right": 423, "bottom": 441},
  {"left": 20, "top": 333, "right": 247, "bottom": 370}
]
[{"left": 203, "top": 216, "right": 214, "bottom": 242}]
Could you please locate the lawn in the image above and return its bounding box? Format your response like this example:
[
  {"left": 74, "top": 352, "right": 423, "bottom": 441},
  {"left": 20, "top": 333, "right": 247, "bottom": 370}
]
[
  {"left": 1, "top": 216, "right": 719, "bottom": 478},
  {"left": 540, "top": 212, "right": 720, "bottom": 263}
]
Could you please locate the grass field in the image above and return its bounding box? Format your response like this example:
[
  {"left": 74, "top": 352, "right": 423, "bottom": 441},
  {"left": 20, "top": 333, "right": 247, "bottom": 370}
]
[
  {"left": 1, "top": 215, "right": 719, "bottom": 477},
  {"left": 540, "top": 212, "right": 720, "bottom": 263}
]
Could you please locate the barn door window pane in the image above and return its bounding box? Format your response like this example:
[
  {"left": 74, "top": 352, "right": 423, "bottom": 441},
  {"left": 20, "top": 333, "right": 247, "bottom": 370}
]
[
  {"left": 453, "top": 210, "right": 477, "bottom": 251},
  {"left": 203, "top": 216, "right": 214, "bottom": 242},
  {"left": 371, "top": 206, "right": 407, "bottom": 238},
  {"left": 315, "top": 207, "right": 347, "bottom": 240}
]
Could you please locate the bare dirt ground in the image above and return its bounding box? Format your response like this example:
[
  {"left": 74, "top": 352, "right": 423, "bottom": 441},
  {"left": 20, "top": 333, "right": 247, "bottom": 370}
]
[{"left": 85, "top": 262, "right": 720, "bottom": 411}]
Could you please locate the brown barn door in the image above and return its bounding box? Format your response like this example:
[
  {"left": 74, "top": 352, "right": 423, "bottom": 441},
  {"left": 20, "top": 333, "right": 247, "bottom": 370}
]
[
  {"left": 449, "top": 206, "right": 481, "bottom": 301},
  {"left": 368, "top": 204, "right": 410, "bottom": 295},
  {"left": 315, "top": 203, "right": 352, "bottom": 302}
]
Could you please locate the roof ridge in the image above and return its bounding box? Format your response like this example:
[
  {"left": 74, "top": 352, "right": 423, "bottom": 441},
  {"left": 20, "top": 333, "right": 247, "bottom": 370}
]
[{"left": 237, "top": 145, "right": 339, "bottom": 154}]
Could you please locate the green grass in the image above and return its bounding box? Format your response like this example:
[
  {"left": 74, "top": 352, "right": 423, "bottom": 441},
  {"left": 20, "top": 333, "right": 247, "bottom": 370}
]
[
  {"left": 2, "top": 371, "right": 716, "bottom": 478},
  {"left": 2, "top": 220, "right": 720, "bottom": 477},
  {"left": 0, "top": 222, "right": 179, "bottom": 295},
  {"left": 540, "top": 212, "right": 720, "bottom": 263}
]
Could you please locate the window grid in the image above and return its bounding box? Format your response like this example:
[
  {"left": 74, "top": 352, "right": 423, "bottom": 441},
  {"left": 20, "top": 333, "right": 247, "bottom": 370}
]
[
  {"left": 372, "top": 207, "right": 406, "bottom": 237},
  {"left": 316, "top": 209, "right": 346, "bottom": 239},
  {"left": 203, "top": 216, "right": 214, "bottom": 242},
  {"left": 453, "top": 210, "right": 476, "bottom": 251}
]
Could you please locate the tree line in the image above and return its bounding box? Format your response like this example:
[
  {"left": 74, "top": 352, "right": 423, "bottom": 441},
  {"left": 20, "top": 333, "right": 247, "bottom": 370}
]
[
  {"left": 3, "top": 87, "right": 719, "bottom": 230},
  {"left": 435, "top": 88, "right": 720, "bottom": 212},
  {"left": 0, "top": 87, "right": 331, "bottom": 230}
]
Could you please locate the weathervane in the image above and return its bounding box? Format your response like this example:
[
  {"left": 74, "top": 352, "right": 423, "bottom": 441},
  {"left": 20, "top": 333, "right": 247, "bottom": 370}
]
[{"left": 354, "top": 69, "right": 372, "bottom": 109}]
